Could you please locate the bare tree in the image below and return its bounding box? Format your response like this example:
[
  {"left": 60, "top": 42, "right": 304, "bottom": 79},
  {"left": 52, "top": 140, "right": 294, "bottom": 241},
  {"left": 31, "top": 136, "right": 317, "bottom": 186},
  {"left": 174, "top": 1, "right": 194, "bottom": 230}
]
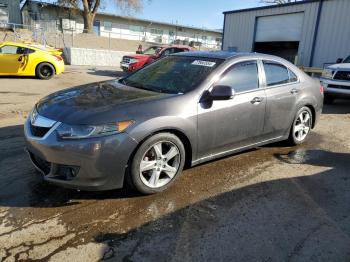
[
  {"left": 56, "top": 0, "right": 145, "bottom": 33},
  {"left": 260, "top": 0, "right": 305, "bottom": 4}
]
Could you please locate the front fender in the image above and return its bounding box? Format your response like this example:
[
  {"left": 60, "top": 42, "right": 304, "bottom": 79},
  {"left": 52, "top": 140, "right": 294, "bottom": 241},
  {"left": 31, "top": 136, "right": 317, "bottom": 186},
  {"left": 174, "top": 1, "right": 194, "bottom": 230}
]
[{"left": 127, "top": 115, "right": 197, "bottom": 160}]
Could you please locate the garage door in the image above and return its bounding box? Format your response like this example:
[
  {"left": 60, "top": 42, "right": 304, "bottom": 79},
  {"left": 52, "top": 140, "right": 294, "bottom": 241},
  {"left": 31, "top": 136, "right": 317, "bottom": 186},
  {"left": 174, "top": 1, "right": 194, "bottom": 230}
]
[{"left": 255, "top": 13, "right": 304, "bottom": 42}]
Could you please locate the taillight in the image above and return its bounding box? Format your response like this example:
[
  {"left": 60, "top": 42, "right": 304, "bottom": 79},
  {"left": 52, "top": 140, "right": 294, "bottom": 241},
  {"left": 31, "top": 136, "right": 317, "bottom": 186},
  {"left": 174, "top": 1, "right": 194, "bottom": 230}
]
[
  {"left": 320, "top": 83, "right": 324, "bottom": 94},
  {"left": 52, "top": 55, "right": 63, "bottom": 61}
]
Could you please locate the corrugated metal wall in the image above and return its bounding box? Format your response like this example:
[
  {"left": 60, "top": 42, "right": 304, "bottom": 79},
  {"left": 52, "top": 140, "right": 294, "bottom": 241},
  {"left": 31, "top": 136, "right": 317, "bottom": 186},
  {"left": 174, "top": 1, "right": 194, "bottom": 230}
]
[
  {"left": 312, "top": 0, "right": 350, "bottom": 67},
  {"left": 223, "top": 0, "right": 350, "bottom": 68},
  {"left": 0, "top": 0, "right": 21, "bottom": 24}
]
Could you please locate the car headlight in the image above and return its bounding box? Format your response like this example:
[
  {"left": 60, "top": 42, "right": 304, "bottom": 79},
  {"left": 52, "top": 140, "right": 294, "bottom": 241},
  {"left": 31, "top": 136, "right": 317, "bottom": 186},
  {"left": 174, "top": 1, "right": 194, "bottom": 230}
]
[
  {"left": 129, "top": 58, "right": 138, "bottom": 64},
  {"left": 56, "top": 120, "right": 134, "bottom": 139},
  {"left": 322, "top": 69, "right": 333, "bottom": 79}
]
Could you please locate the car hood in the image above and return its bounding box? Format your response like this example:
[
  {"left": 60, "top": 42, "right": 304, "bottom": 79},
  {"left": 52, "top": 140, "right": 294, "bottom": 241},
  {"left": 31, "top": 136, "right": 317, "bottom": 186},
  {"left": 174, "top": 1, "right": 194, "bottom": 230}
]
[
  {"left": 36, "top": 80, "right": 172, "bottom": 125},
  {"left": 127, "top": 54, "right": 153, "bottom": 60},
  {"left": 327, "top": 63, "right": 350, "bottom": 70}
]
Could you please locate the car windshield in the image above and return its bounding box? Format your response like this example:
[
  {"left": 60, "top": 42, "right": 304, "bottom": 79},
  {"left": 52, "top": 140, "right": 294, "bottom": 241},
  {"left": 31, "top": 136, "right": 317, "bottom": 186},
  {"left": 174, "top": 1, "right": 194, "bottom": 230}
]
[
  {"left": 343, "top": 55, "right": 350, "bottom": 63},
  {"left": 142, "top": 46, "right": 162, "bottom": 55},
  {"left": 121, "top": 56, "right": 223, "bottom": 94}
]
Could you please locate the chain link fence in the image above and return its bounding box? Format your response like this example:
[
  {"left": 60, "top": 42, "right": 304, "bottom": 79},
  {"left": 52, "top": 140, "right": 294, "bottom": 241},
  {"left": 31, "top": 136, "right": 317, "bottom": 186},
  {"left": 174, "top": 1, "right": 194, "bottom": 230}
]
[{"left": 1, "top": 21, "right": 221, "bottom": 52}]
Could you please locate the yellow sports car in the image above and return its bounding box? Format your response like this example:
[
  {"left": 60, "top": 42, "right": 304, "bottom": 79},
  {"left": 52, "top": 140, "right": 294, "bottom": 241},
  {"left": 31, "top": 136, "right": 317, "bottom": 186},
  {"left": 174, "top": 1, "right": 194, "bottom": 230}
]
[{"left": 0, "top": 42, "right": 64, "bottom": 79}]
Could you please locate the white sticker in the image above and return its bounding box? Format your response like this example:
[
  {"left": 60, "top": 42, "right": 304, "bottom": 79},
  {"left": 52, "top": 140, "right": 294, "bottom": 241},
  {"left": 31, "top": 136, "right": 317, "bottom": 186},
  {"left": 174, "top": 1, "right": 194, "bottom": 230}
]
[{"left": 191, "top": 60, "right": 216, "bottom": 67}]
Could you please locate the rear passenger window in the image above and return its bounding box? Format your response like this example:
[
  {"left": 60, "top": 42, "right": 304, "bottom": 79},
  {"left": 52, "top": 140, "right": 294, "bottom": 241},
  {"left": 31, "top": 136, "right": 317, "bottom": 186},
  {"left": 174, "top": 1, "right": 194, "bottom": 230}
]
[
  {"left": 217, "top": 60, "right": 259, "bottom": 93},
  {"left": 289, "top": 69, "right": 298, "bottom": 82},
  {"left": 263, "top": 62, "right": 290, "bottom": 86}
]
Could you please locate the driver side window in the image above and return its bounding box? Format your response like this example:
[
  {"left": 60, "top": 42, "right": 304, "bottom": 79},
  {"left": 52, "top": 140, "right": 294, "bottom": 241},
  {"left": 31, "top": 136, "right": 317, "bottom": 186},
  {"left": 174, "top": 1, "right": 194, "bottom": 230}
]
[
  {"left": 0, "top": 45, "right": 19, "bottom": 54},
  {"left": 216, "top": 60, "right": 259, "bottom": 93}
]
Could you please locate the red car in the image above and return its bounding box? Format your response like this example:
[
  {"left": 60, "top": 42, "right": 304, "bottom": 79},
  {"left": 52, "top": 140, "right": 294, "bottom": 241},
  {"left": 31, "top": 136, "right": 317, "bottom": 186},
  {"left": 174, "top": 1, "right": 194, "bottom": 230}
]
[{"left": 120, "top": 45, "right": 193, "bottom": 73}]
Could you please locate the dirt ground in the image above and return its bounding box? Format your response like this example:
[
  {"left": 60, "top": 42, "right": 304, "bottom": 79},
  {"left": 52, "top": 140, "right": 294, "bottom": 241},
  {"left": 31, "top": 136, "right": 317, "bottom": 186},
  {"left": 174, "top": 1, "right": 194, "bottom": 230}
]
[{"left": 0, "top": 68, "right": 350, "bottom": 261}]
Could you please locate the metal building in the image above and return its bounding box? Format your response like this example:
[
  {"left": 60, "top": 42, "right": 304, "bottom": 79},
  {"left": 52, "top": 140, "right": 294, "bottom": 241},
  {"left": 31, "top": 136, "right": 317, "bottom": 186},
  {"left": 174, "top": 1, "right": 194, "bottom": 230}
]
[
  {"left": 222, "top": 0, "right": 350, "bottom": 68},
  {"left": 0, "top": 0, "right": 21, "bottom": 24}
]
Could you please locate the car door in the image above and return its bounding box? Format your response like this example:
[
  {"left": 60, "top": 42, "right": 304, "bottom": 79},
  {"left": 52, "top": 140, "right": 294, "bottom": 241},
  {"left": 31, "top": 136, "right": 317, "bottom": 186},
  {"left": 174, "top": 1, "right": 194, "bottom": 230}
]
[
  {"left": 0, "top": 45, "right": 26, "bottom": 74},
  {"left": 261, "top": 60, "right": 299, "bottom": 139},
  {"left": 197, "top": 60, "right": 267, "bottom": 159}
]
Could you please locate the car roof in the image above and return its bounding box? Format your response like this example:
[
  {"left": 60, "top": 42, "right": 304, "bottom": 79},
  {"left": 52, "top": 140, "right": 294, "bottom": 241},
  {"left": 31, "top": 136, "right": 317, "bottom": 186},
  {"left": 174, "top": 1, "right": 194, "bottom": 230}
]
[
  {"left": 0, "top": 41, "right": 29, "bottom": 48},
  {"left": 172, "top": 51, "right": 295, "bottom": 63},
  {"left": 172, "top": 51, "right": 244, "bottom": 60}
]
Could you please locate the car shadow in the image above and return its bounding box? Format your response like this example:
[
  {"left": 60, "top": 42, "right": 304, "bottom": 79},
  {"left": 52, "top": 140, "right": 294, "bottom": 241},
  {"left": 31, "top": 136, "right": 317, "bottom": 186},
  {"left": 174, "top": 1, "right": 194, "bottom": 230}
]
[
  {"left": 87, "top": 68, "right": 126, "bottom": 78},
  {"left": 322, "top": 99, "right": 350, "bottom": 114},
  {"left": 0, "top": 75, "right": 37, "bottom": 79},
  {"left": 90, "top": 149, "right": 350, "bottom": 261}
]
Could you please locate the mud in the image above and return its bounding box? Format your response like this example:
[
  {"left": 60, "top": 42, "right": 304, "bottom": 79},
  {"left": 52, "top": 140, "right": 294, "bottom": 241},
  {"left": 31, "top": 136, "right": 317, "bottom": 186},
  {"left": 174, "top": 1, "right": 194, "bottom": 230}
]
[{"left": 0, "top": 71, "right": 350, "bottom": 261}]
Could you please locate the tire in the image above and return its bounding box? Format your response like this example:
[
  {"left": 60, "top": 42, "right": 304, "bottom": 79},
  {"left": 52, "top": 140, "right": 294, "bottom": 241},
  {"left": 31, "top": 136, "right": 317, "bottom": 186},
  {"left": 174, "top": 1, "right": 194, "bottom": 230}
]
[
  {"left": 324, "top": 95, "right": 335, "bottom": 104},
  {"left": 288, "top": 106, "right": 313, "bottom": 146},
  {"left": 128, "top": 133, "right": 185, "bottom": 194},
  {"left": 36, "top": 63, "right": 55, "bottom": 80}
]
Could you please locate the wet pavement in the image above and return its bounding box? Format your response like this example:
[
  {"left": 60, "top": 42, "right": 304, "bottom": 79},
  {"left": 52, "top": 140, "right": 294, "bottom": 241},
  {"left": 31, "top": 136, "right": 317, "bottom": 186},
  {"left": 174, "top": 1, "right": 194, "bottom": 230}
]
[{"left": 0, "top": 96, "right": 350, "bottom": 260}]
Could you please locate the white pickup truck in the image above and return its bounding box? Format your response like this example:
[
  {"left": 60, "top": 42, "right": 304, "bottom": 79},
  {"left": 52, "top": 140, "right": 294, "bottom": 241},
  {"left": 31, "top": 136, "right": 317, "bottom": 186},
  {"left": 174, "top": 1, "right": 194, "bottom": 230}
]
[{"left": 320, "top": 55, "right": 350, "bottom": 104}]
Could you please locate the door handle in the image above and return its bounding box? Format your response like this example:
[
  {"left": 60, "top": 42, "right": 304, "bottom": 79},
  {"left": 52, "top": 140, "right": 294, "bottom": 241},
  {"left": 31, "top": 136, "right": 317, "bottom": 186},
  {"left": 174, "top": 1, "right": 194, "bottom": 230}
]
[
  {"left": 251, "top": 97, "right": 264, "bottom": 104},
  {"left": 291, "top": 88, "right": 299, "bottom": 95}
]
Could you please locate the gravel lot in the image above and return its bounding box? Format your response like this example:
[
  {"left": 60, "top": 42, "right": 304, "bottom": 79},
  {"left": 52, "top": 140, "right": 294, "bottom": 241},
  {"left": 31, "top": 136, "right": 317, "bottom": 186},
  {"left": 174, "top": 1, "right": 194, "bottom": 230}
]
[{"left": 0, "top": 68, "right": 350, "bottom": 261}]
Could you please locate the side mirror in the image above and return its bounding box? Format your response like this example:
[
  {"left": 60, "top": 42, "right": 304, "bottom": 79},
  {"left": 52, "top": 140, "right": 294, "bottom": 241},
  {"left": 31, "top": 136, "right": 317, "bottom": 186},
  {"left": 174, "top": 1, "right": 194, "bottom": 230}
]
[
  {"left": 18, "top": 56, "right": 23, "bottom": 62},
  {"left": 210, "top": 85, "right": 234, "bottom": 100},
  {"left": 336, "top": 58, "right": 343, "bottom": 64}
]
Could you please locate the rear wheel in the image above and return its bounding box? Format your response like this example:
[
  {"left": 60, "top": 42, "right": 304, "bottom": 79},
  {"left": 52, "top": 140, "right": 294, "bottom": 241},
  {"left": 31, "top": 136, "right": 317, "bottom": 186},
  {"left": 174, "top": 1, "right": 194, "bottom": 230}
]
[
  {"left": 288, "top": 107, "right": 313, "bottom": 145},
  {"left": 36, "top": 63, "right": 55, "bottom": 80},
  {"left": 128, "top": 133, "right": 185, "bottom": 194}
]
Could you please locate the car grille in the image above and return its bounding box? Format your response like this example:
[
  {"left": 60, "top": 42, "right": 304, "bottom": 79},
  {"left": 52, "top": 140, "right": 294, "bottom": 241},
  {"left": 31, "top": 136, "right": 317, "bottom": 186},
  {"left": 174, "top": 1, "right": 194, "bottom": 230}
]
[
  {"left": 334, "top": 71, "right": 350, "bottom": 81},
  {"left": 29, "top": 152, "right": 51, "bottom": 175},
  {"left": 30, "top": 124, "right": 51, "bottom": 138},
  {"left": 122, "top": 56, "right": 131, "bottom": 64},
  {"left": 328, "top": 84, "right": 350, "bottom": 90}
]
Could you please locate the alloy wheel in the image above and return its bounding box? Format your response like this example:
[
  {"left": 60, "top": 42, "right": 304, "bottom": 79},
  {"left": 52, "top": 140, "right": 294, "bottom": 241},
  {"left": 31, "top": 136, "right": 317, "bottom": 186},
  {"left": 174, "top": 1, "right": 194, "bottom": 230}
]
[
  {"left": 294, "top": 110, "right": 311, "bottom": 142},
  {"left": 41, "top": 66, "right": 53, "bottom": 77},
  {"left": 139, "top": 141, "right": 180, "bottom": 188}
]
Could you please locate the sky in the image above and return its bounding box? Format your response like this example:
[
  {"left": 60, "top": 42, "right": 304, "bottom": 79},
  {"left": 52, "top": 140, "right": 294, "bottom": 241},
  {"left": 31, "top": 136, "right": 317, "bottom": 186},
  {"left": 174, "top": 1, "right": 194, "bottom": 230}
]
[{"left": 109, "top": 0, "right": 266, "bottom": 30}]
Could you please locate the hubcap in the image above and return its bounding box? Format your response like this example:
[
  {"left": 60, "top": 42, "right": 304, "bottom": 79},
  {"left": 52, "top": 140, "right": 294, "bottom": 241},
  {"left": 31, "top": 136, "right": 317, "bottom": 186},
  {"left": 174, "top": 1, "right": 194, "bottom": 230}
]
[
  {"left": 294, "top": 111, "right": 311, "bottom": 142},
  {"left": 139, "top": 141, "right": 180, "bottom": 188},
  {"left": 41, "top": 66, "right": 52, "bottom": 77}
]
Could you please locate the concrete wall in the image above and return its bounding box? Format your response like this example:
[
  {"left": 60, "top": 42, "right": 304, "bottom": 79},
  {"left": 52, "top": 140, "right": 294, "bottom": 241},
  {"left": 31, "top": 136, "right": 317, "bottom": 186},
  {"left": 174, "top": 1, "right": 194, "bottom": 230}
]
[{"left": 64, "top": 47, "right": 132, "bottom": 66}]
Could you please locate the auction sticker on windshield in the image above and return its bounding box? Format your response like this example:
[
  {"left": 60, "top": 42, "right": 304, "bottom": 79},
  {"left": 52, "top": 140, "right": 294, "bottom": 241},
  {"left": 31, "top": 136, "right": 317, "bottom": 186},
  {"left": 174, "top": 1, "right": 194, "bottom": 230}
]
[{"left": 191, "top": 60, "right": 216, "bottom": 67}]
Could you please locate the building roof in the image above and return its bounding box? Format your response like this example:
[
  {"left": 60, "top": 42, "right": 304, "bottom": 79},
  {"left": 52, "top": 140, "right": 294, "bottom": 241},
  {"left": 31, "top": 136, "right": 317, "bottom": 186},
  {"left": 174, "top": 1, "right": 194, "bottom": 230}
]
[
  {"left": 23, "top": 0, "right": 222, "bottom": 34},
  {"left": 223, "top": 0, "right": 324, "bottom": 15}
]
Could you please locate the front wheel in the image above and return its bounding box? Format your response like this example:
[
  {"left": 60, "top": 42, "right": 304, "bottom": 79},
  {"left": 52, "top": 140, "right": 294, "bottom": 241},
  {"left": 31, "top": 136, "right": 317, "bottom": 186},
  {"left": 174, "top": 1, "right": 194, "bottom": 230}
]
[
  {"left": 128, "top": 133, "right": 185, "bottom": 194},
  {"left": 288, "top": 107, "right": 313, "bottom": 145},
  {"left": 36, "top": 63, "right": 55, "bottom": 80}
]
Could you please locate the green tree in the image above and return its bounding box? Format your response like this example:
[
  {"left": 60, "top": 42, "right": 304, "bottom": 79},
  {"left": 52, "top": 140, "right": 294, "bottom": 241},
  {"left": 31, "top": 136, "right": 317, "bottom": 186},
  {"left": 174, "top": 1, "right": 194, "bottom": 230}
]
[{"left": 56, "top": 0, "right": 145, "bottom": 33}]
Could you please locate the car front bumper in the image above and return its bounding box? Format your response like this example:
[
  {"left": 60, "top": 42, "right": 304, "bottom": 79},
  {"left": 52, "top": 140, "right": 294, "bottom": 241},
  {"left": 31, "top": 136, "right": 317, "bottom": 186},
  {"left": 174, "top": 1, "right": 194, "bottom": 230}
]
[
  {"left": 24, "top": 118, "right": 138, "bottom": 191},
  {"left": 320, "top": 77, "right": 350, "bottom": 98},
  {"left": 120, "top": 62, "right": 138, "bottom": 72}
]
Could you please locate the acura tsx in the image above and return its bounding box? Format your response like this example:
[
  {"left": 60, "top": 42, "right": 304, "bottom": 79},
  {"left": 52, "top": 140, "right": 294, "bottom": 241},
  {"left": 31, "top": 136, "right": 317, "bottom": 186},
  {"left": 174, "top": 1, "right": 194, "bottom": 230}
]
[{"left": 24, "top": 51, "right": 323, "bottom": 194}]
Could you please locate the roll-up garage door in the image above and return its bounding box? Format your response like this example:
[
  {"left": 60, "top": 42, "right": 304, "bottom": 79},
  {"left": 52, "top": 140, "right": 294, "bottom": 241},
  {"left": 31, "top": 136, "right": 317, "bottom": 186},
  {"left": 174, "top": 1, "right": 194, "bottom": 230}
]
[{"left": 255, "top": 13, "right": 304, "bottom": 42}]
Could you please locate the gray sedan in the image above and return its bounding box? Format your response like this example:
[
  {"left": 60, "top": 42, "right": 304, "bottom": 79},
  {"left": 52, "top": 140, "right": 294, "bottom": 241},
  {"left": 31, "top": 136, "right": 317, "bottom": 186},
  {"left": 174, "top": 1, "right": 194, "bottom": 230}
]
[{"left": 24, "top": 51, "right": 323, "bottom": 194}]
